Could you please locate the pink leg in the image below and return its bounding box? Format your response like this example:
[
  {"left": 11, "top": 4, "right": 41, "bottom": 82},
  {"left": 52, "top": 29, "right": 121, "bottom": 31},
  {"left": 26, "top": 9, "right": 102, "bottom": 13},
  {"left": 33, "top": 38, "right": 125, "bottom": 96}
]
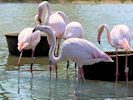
[
  {"left": 49, "top": 64, "right": 52, "bottom": 79},
  {"left": 115, "top": 49, "right": 119, "bottom": 85},
  {"left": 17, "top": 51, "right": 23, "bottom": 77},
  {"left": 78, "top": 67, "right": 84, "bottom": 80},
  {"left": 30, "top": 50, "right": 35, "bottom": 77},
  {"left": 80, "top": 67, "right": 85, "bottom": 81},
  {"left": 125, "top": 50, "right": 129, "bottom": 86},
  {"left": 78, "top": 67, "right": 81, "bottom": 80},
  {"left": 48, "top": 44, "right": 52, "bottom": 79}
]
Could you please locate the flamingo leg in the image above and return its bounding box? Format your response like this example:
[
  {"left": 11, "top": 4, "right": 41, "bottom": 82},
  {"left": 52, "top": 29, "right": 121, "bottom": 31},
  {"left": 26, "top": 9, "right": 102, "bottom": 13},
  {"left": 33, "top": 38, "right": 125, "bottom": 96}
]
[
  {"left": 48, "top": 44, "right": 52, "bottom": 79},
  {"left": 66, "top": 60, "right": 69, "bottom": 78},
  {"left": 49, "top": 64, "right": 52, "bottom": 79},
  {"left": 30, "top": 50, "right": 35, "bottom": 77},
  {"left": 125, "top": 50, "right": 129, "bottom": 86},
  {"left": 78, "top": 67, "right": 82, "bottom": 80},
  {"left": 80, "top": 67, "right": 85, "bottom": 81},
  {"left": 55, "top": 64, "right": 58, "bottom": 79},
  {"left": 115, "top": 49, "right": 119, "bottom": 85},
  {"left": 17, "top": 51, "right": 23, "bottom": 77},
  {"left": 75, "top": 63, "right": 77, "bottom": 71}
]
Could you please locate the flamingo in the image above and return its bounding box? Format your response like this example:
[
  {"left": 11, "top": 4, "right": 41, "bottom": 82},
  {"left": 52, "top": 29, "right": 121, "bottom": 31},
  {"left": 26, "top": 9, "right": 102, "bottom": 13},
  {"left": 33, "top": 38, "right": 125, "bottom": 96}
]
[
  {"left": 37, "top": 1, "right": 68, "bottom": 54},
  {"left": 97, "top": 23, "right": 132, "bottom": 85},
  {"left": 63, "top": 21, "right": 84, "bottom": 77},
  {"left": 32, "top": 25, "right": 113, "bottom": 80},
  {"left": 37, "top": 1, "right": 68, "bottom": 78},
  {"left": 17, "top": 28, "right": 40, "bottom": 76}
]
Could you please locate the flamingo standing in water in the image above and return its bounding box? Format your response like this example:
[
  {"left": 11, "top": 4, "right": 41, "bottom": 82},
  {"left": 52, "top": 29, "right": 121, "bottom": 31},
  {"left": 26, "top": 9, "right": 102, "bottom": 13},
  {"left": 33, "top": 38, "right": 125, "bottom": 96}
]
[
  {"left": 32, "top": 25, "right": 113, "bottom": 80},
  {"left": 37, "top": 1, "right": 68, "bottom": 78},
  {"left": 63, "top": 21, "right": 84, "bottom": 77},
  {"left": 17, "top": 28, "right": 41, "bottom": 76},
  {"left": 97, "top": 24, "right": 132, "bottom": 85}
]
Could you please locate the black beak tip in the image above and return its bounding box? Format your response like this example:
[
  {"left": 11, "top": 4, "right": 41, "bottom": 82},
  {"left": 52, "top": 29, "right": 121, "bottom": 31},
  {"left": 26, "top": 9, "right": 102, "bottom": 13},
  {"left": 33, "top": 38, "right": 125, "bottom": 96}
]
[
  {"left": 32, "top": 28, "right": 36, "bottom": 33},
  {"left": 98, "top": 41, "right": 100, "bottom": 44},
  {"left": 39, "top": 19, "right": 42, "bottom": 24}
]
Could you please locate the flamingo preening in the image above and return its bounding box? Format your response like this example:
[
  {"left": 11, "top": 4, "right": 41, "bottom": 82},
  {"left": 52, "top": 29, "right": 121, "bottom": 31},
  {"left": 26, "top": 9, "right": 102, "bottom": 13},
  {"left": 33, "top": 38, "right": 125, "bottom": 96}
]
[
  {"left": 36, "top": 1, "right": 69, "bottom": 78},
  {"left": 32, "top": 25, "right": 113, "bottom": 80},
  {"left": 97, "top": 23, "right": 132, "bottom": 85},
  {"left": 37, "top": 1, "right": 68, "bottom": 54}
]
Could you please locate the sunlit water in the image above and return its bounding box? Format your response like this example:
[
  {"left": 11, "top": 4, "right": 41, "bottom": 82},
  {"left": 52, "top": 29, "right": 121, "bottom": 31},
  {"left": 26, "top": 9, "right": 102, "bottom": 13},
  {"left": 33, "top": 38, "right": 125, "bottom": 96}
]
[{"left": 0, "top": 2, "right": 133, "bottom": 99}]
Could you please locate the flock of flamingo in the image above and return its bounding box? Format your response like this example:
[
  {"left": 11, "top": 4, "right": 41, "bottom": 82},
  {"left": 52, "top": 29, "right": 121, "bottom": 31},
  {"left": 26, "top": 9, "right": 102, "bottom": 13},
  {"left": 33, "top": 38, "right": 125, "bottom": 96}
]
[{"left": 17, "top": 1, "right": 133, "bottom": 85}]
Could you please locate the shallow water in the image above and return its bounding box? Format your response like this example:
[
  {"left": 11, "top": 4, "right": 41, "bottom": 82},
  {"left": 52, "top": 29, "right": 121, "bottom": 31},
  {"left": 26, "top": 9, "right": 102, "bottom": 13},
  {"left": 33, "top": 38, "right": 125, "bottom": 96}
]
[{"left": 0, "top": 2, "right": 133, "bottom": 99}]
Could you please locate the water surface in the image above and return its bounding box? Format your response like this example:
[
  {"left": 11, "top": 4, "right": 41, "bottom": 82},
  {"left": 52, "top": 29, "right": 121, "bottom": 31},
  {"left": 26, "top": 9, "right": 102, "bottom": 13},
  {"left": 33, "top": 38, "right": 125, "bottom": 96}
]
[{"left": 0, "top": 3, "right": 133, "bottom": 99}]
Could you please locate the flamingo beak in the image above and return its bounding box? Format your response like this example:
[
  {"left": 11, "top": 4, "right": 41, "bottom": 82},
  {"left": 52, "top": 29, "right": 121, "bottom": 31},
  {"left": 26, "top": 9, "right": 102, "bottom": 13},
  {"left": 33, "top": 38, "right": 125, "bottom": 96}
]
[
  {"left": 38, "top": 18, "right": 42, "bottom": 24},
  {"left": 32, "top": 28, "right": 36, "bottom": 33},
  {"left": 98, "top": 41, "right": 100, "bottom": 44}
]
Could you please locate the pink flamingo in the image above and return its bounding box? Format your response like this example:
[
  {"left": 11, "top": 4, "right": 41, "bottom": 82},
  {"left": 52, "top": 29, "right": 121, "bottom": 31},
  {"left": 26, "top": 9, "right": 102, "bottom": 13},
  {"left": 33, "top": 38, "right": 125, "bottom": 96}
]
[
  {"left": 32, "top": 25, "right": 113, "bottom": 80},
  {"left": 63, "top": 21, "right": 84, "bottom": 77},
  {"left": 37, "top": 1, "right": 68, "bottom": 78},
  {"left": 17, "top": 28, "right": 41, "bottom": 76},
  {"left": 97, "top": 24, "right": 132, "bottom": 85},
  {"left": 37, "top": 1, "right": 68, "bottom": 54}
]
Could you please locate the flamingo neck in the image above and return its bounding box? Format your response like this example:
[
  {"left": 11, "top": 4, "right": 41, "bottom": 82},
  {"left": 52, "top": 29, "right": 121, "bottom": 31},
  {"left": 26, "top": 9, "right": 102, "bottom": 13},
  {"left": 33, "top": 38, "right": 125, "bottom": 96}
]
[
  {"left": 98, "top": 24, "right": 113, "bottom": 46},
  {"left": 44, "top": 2, "right": 52, "bottom": 25},
  {"left": 104, "top": 25, "right": 113, "bottom": 47},
  {"left": 48, "top": 28, "right": 61, "bottom": 64}
]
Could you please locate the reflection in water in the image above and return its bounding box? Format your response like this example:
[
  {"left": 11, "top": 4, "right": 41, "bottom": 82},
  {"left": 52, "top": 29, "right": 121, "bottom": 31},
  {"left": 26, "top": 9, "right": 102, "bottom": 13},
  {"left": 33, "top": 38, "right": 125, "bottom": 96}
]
[{"left": 7, "top": 55, "right": 49, "bottom": 65}]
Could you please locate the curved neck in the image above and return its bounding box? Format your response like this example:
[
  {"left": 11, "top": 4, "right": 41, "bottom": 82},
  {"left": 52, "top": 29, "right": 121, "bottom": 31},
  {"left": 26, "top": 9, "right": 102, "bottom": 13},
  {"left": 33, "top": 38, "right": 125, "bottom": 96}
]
[
  {"left": 38, "top": 1, "right": 51, "bottom": 24},
  {"left": 98, "top": 24, "right": 113, "bottom": 46},
  {"left": 44, "top": 2, "right": 52, "bottom": 25},
  {"left": 38, "top": 26, "right": 61, "bottom": 63}
]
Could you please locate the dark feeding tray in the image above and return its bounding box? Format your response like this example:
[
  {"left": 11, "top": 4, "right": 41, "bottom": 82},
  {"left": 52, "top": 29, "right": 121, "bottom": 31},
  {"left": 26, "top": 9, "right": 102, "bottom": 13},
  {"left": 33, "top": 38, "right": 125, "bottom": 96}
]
[
  {"left": 5, "top": 33, "right": 49, "bottom": 57},
  {"left": 83, "top": 51, "right": 133, "bottom": 81}
]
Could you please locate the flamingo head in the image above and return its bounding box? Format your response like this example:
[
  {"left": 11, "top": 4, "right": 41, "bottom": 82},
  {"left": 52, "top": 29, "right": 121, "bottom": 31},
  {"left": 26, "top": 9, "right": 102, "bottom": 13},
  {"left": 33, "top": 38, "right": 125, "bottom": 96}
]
[
  {"left": 34, "top": 14, "right": 42, "bottom": 25},
  {"left": 97, "top": 25, "right": 105, "bottom": 44}
]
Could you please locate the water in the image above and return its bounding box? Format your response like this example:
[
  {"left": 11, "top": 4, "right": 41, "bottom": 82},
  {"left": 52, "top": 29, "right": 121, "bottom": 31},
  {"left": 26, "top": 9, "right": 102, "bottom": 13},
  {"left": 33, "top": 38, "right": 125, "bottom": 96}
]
[{"left": 0, "top": 2, "right": 133, "bottom": 99}]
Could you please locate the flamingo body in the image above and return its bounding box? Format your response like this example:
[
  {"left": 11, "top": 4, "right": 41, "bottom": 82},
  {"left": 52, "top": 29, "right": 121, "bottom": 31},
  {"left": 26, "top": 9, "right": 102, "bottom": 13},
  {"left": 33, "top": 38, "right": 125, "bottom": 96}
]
[
  {"left": 110, "top": 25, "right": 131, "bottom": 50},
  {"left": 58, "top": 38, "right": 113, "bottom": 66},
  {"left": 63, "top": 22, "right": 84, "bottom": 40},
  {"left": 17, "top": 28, "right": 41, "bottom": 76},
  {"left": 18, "top": 28, "right": 40, "bottom": 51}
]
